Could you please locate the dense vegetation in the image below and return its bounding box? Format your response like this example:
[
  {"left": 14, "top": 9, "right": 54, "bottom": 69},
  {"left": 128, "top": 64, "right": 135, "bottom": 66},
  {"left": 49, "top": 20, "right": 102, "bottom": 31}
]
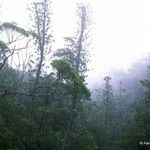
[{"left": 0, "top": 0, "right": 149, "bottom": 149}]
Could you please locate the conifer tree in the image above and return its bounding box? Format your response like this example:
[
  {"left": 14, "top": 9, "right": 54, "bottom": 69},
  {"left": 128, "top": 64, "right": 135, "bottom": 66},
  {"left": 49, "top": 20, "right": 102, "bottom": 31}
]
[
  {"left": 103, "top": 76, "right": 114, "bottom": 150},
  {"left": 54, "top": 4, "right": 91, "bottom": 74}
]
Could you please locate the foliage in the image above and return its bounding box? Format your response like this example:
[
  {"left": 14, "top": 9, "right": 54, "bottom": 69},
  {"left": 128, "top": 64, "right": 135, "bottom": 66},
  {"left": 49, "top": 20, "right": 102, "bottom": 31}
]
[{"left": 0, "top": 0, "right": 149, "bottom": 150}]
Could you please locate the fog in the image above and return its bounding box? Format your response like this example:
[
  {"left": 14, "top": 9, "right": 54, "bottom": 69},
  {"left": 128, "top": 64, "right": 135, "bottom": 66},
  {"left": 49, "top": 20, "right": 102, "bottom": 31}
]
[
  {"left": 1, "top": 0, "right": 150, "bottom": 88},
  {"left": 0, "top": 0, "right": 150, "bottom": 149}
]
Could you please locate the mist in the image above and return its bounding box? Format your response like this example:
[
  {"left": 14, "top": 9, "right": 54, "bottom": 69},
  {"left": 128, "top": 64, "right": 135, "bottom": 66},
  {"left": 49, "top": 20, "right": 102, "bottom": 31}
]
[
  {"left": 1, "top": 0, "right": 150, "bottom": 83},
  {"left": 0, "top": 0, "right": 149, "bottom": 150}
]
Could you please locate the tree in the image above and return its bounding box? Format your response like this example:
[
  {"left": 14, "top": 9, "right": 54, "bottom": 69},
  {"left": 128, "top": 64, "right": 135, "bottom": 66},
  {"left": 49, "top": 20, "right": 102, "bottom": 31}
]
[
  {"left": 29, "top": 0, "right": 53, "bottom": 89},
  {"left": 116, "top": 81, "right": 125, "bottom": 138},
  {"left": 51, "top": 60, "right": 91, "bottom": 150},
  {"left": 53, "top": 4, "right": 91, "bottom": 74},
  {"left": 28, "top": 0, "right": 53, "bottom": 117},
  {"left": 52, "top": 4, "right": 92, "bottom": 149},
  {"left": 103, "top": 76, "right": 115, "bottom": 150},
  {"left": 0, "top": 22, "right": 37, "bottom": 71},
  {"left": 113, "top": 67, "right": 150, "bottom": 150}
]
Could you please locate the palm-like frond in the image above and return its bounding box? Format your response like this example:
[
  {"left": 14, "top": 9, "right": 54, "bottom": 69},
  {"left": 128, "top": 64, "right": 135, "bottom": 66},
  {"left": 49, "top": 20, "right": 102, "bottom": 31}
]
[{"left": 0, "top": 22, "right": 38, "bottom": 39}]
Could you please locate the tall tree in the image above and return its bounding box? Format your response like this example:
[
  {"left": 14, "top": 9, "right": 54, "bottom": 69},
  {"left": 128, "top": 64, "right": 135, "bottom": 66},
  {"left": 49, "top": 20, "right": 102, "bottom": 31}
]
[
  {"left": 51, "top": 60, "right": 91, "bottom": 150},
  {"left": 52, "top": 4, "right": 92, "bottom": 149},
  {"left": 103, "top": 76, "right": 114, "bottom": 150},
  {"left": 117, "top": 81, "right": 125, "bottom": 137},
  {"left": 29, "top": 0, "right": 53, "bottom": 90},
  {"left": 28, "top": 0, "right": 53, "bottom": 117},
  {"left": 54, "top": 4, "right": 91, "bottom": 74}
]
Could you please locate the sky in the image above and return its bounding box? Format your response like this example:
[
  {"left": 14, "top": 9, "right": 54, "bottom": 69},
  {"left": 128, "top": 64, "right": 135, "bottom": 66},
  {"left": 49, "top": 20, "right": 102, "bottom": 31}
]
[{"left": 1, "top": 0, "right": 150, "bottom": 87}]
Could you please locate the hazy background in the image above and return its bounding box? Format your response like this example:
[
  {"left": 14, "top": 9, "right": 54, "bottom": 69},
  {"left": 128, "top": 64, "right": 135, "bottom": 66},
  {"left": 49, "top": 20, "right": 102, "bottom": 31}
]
[{"left": 1, "top": 0, "right": 150, "bottom": 87}]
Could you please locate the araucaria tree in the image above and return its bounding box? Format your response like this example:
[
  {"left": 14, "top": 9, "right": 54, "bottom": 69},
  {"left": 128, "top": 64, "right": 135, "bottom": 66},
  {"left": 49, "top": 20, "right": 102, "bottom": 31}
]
[
  {"left": 103, "top": 76, "right": 114, "bottom": 150},
  {"left": 54, "top": 4, "right": 91, "bottom": 74},
  {"left": 117, "top": 81, "right": 125, "bottom": 137},
  {"left": 28, "top": 0, "right": 53, "bottom": 117},
  {"left": 29, "top": 0, "right": 53, "bottom": 89},
  {"left": 52, "top": 4, "right": 93, "bottom": 149}
]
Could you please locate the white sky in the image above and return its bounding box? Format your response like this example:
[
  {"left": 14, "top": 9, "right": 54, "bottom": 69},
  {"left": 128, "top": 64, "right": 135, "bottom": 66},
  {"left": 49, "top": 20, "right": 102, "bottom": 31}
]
[{"left": 1, "top": 0, "right": 150, "bottom": 87}]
